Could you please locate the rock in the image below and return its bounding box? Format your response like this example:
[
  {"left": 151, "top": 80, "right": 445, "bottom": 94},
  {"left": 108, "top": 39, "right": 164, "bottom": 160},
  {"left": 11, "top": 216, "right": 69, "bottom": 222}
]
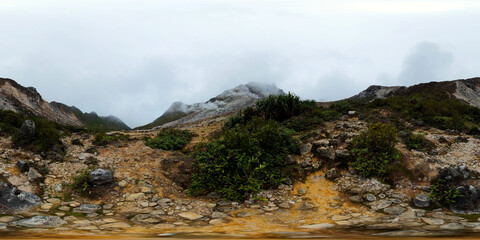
[
  {"left": 0, "top": 216, "right": 17, "bottom": 223},
  {"left": 384, "top": 206, "right": 405, "bottom": 215},
  {"left": 99, "top": 222, "right": 131, "bottom": 229},
  {"left": 331, "top": 215, "right": 351, "bottom": 221},
  {"left": 297, "top": 188, "right": 307, "bottom": 195},
  {"left": 211, "top": 212, "right": 228, "bottom": 219},
  {"left": 296, "top": 201, "right": 315, "bottom": 210},
  {"left": 0, "top": 180, "right": 41, "bottom": 213},
  {"left": 16, "top": 160, "right": 30, "bottom": 173},
  {"left": 126, "top": 193, "right": 145, "bottom": 201},
  {"left": 285, "top": 155, "right": 297, "bottom": 165},
  {"left": 41, "top": 203, "right": 53, "bottom": 210},
  {"left": 283, "top": 177, "right": 293, "bottom": 185},
  {"left": 348, "top": 195, "right": 363, "bottom": 203},
  {"left": 365, "top": 194, "right": 377, "bottom": 202},
  {"left": 18, "top": 120, "right": 36, "bottom": 144},
  {"left": 179, "top": 212, "right": 204, "bottom": 221},
  {"left": 334, "top": 149, "right": 351, "bottom": 164},
  {"left": 131, "top": 214, "right": 162, "bottom": 224},
  {"left": 277, "top": 201, "right": 292, "bottom": 209},
  {"left": 421, "top": 217, "right": 444, "bottom": 225},
  {"left": 440, "top": 223, "right": 465, "bottom": 230},
  {"left": 89, "top": 168, "right": 114, "bottom": 186},
  {"left": 374, "top": 200, "right": 393, "bottom": 210},
  {"left": 73, "top": 204, "right": 100, "bottom": 213},
  {"left": 209, "top": 219, "right": 227, "bottom": 225},
  {"left": 300, "top": 144, "right": 312, "bottom": 155},
  {"left": 325, "top": 168, "right": 339, "bottom": 180},
  {"left": 13, "top": 216, "right": 66, "bottom": 228},
  {"left": 298, "top": 223, "right": 335, "bottom": 229},
  {"left": 118, "top": 180, "right": 127, "bottom": 187},
  {"left": 207, "top": 192, "right": 221, "bottom": 199},
  {"left": 27, "top": 168, "right": 43, "bottom": 182},
  {"left": 414, "top": 194, "right": 430, "bottom": 208},
  {"left": 316, "top": 147, "right": 334, "bottom": 160}
]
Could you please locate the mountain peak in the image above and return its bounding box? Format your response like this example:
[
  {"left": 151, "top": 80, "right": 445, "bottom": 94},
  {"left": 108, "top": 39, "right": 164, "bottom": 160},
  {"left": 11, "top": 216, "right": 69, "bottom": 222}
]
[{"left": 137, "top": 82, "right": 285, "bottom": 130}]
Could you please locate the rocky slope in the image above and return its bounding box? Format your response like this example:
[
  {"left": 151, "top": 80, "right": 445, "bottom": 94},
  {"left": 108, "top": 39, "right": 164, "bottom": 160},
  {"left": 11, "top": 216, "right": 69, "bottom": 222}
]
[
  {"left": 137, "top": 82, "right": 285, "bottom": 129},
  {"left": 350, "top": 77, "right": 480, "bottom": 107},
  {"left": 0, "top": 78, "right": 130, "bottom": 130}
]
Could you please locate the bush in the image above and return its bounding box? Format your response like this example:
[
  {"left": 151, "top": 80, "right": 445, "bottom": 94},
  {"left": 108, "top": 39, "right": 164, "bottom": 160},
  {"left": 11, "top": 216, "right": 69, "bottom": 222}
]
[
  {"left": 402, "top": 131, "right": 434, "bottom": 152},
  {"left": 93, "top": 132, "right": 128, "bottom": 146},
  {"left": 350, "top": 123, "right": 399, "bottom": 179},
  {"left": 256, "top": 93, "right": 302, "bottom": 122},
  {"left": 189, "top": 118, "right": 300, "bottom": 201},
  {"left": 145, "top": 128, "right": 193, "bottom": 150},
  {"left": 329, "top": 100, "right": 352, "bottom": 115},
  {"left": 11, "top": 118, "right": 62, "bottom": 153},
  {"left": 71, "top": 169, "right": 91, "bottom": 193},
  {"left": 429, "top": 178, "right": 462, "bottom": 207}
]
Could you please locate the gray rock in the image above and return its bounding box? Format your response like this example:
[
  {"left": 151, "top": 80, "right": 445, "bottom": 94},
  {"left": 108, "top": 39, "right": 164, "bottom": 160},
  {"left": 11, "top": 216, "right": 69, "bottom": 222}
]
[
  {"left": 384, "top": 206, "right": 406, "bottom": 215},
  {"left": 27, "top": 168, "right": 43, "bottom": 182},
  {"left": 73, "top": 204, "right": 100, "bottom": 213},
  {"left": 284, "top": 155, "right": 297, "bottom": 165},
  {"left": 207, "top": 192, "right": 221, "bottom": 199},
  {"left": 300, "top": 144, "right": 312, "bottom": 155},
  {"left": 211, "top": 212, "right": 228, "bottom": 219},
  {"left": 16, "top": 160, "right": 29, "bottom": 173},
  {"left": 283, "top": 177, "right": 293, "bottom": 185},
  {"left": 298, "top": 223, "right": 335, "bottom": 229},
  {"left": 348, "top": 195, "right": 363, "bottom": 203},
  {"left": 421, "top": 217, "right": 444, "bottom": 225},
  {"left": 297, "top": 188, "right": 307, "bottom": 195},
  {"left": 365, "top": 194, "right": 377, "bottom": 202},
  {"left": 375, "top": 200, "right": 393, "bottom": 210},
  {"left": 0, "top": 181, "right": 41, "bottom": 214},
  {"left": 89, "top": 168, "right": 114, "bottom": 186},
  {"left": 178, "top": 212, "right": 203, "bottom": 221},
  {"left": 440, "top": 222, "right": 465, "bottom": 230},
  {"left": 277, "top": 201, "right": 292, "bottom": 209},
  {"left": 325, "top": 168, "right": 339, "bottom": 180},
  {"left": 13, "top": 216, "right": 66, "bottom": 228},
  {"left": 316, "top": 147, "right": 334, "bottom": 160},
  {"left": 296, "top": 201, "right": 315, "bottom": 210},
  {"left": 414, "top": 194, "right": 430, "bottom": 208}
]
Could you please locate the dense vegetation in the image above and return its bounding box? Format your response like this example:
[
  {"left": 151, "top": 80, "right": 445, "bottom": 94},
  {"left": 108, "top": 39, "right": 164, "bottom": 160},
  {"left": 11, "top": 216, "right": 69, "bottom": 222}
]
[
  {"left": 69, "top": 107, "right": 131, "bottom": 131},
  {"left": 365, "top": 93, "right": 480, "bottom": 133},
  {"left": 93, "top": 132, "right": 129, "bottom": 146},
  {"left": 189, "top": 118, "right": 300, "bottom": 201},
  {"left": 349, "top": 123, "right": 399, "bottom": 179},
  {"left": 429, "top": 178, "right": 462, "bottom": 207},
  {"left": 189, "top": 93, "right": 342, "bottom": 201},
  {"left": 145, "top": 128, "right": 194, "bottom": 150},
  {"left": 0, "top": 109, "right": 73, "bottom": 153}
]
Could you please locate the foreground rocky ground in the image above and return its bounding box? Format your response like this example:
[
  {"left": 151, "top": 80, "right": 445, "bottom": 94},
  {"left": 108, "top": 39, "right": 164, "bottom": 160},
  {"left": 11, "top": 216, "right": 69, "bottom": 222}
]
[{"left": 2, "top": 115, "right": 480, "bottom": 238}]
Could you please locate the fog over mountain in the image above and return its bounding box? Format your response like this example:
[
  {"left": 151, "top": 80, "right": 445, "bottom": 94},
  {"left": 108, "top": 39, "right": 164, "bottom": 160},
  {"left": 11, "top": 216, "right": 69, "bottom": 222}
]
[{"left": 0, "top": 0, "right": 480, "bottom": 127}]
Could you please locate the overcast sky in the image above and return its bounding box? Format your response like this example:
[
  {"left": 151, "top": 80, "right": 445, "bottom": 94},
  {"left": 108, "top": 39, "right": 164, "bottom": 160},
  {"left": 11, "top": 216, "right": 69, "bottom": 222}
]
[{"left": 1, "top": 0, "right": 480, "bottom": 127}]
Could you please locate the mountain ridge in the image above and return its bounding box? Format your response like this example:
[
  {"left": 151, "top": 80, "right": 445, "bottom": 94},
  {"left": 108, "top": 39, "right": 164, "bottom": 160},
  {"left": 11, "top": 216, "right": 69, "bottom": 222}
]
[{"left": 0, "top": 77, "right": 130, "bottom": 131}]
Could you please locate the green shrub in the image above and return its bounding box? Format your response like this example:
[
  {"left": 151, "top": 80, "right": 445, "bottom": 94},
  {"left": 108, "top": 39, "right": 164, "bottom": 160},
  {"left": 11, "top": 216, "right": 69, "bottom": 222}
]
[
  {"left": 403, "top": 131, "right": 434, "bottom": 152},
  {"left": 350, "top": 123, "right": 399, "bottom": 179},
  {"left": 189, "top": 118, "right": 300, "bottom": 201},
  {"left": 429, "top": 179, "right": 462, "bottom": 207},
  {"left": 71, "top": 169, "right": 91, "bottom": 193},
  {"left": 11, "top": 118, "right": 62, "bottom": 153},
  {"left": 93, "top": 132, "right": 128, "bottom": 146},
  {"left": 329, "top": 100, "right": 352, "bottom": 115},
  {"left": 256, "top": 93, "right": 302, "bottom": 122},
  {"left": 145, "top": 128, "right": 193, "bottom": 150}
]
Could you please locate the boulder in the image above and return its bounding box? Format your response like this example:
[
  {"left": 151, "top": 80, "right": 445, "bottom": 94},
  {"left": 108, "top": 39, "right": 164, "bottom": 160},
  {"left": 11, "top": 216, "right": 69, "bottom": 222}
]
[
  {"left": 179, "top": 212, "right": 204, "bottom": 221},
  {"left": 316, "top": 147, "right": 334, "bottom": 161},
  {"left": 89, "top": 168, "right": 114, "bottom": 186},
  {"left": 325, "top": 168, "right": 339, "bottom": 180},
  {"left": 413, "top": 194, "right": 430, "bottom": 208},
  {"left": 16, "top": 160, "right": 29, "bottom": 173},
  {"left": 13, "top": 216, "right": 66, "bottom": 228},
  {"left": 28, "top": 168, "right": 43, "bottom": 182},
  {"left": 0, "top": 179, "right": 41, "bottom": 214}
]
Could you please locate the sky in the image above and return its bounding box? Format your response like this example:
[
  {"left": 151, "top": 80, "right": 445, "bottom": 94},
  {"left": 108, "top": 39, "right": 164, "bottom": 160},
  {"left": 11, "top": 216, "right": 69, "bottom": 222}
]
[{"left": 1, "top": 0, "right": 480, "bottom": 127}]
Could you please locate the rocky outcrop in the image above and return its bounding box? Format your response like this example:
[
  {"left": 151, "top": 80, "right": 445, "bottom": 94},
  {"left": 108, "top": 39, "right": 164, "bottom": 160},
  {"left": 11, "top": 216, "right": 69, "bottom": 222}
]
[{"left": 0, "top": 176, "right": 41, "bottom": 214}]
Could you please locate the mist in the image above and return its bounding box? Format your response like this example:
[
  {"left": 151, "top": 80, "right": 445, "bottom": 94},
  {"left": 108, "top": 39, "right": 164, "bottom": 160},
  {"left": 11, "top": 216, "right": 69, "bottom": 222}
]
[{"left": 1, "top": 0, "right": 480, "bottom": 127}]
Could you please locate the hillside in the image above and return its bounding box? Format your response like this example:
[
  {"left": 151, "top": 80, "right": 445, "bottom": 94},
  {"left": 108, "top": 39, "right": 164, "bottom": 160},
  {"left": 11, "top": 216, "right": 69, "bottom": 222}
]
[
  {"left": 0, "top": 78, "right": 130, "bottom": 131},
  {"left": 3, "top": 78, "right": 480, "bottom": 238}
]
